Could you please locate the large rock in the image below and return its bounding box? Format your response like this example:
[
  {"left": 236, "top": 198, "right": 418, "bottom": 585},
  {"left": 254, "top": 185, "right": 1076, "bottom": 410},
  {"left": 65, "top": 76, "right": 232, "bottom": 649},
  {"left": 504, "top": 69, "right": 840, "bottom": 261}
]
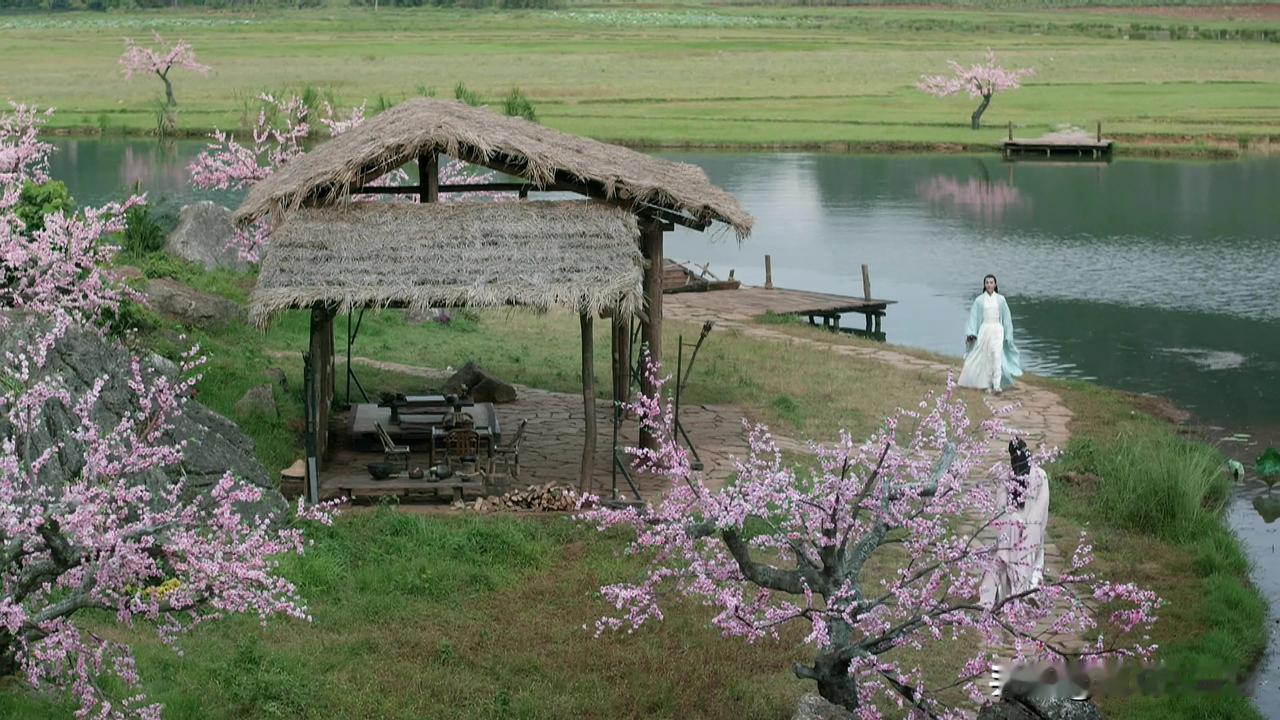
[
  {"left": 145, "top": 277, "right": 244, "bottom": 328},
  {"left": 792, "top": 693, "right": 854, "bottom": 720},
  {"left": 442, "top": 361, "right": 517, "bottom": 404},
  {"left": 165, "top": 201, "right": 249, "bottom": 272},
  {"left": 0, "top": 314, "right": 285, "bottom": 517},
  {"left": 235, "top": 383, "right": 278, "bottom": 418},
  {"left": 977, "top": 677, "right": 1104, "bottom": 720},
  {"left": 263, "top": 367, "right": 289, "bottom": 395}
]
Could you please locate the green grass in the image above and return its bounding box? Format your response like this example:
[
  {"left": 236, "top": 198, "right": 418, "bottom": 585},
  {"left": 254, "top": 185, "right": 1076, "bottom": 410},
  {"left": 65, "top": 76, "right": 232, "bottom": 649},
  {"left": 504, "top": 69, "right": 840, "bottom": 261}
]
[
  {"left": 0, "top": 512, "right": 810, "bottom": 720},
  {"left": 0, "top": 252, "right": 1267, "bottom": 717},
  {"left": 1046, "top": 379, "right": 1267, "bottom": 720},
  {"left": 1, "top": 4, "right": 1277, "bottom": 154}
]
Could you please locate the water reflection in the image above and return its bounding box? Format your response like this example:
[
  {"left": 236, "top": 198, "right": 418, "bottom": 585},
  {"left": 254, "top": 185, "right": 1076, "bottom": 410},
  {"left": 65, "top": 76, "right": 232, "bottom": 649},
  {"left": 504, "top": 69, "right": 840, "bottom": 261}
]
[
  {"left": 118, "top": 143, "right": 190, "bottom": 200},
  {"left": 1254, "top": 495, "right": 1280, "bottom": 524},
  {"left": 917, "top": 175, "right": 1026, "bottom": 223}
]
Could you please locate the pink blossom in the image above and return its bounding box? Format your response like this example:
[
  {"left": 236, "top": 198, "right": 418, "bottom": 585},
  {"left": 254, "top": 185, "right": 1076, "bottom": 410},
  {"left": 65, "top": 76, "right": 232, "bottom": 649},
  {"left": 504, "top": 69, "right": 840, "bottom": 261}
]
[
  {"left": 918, "top": 49, "right": 1033, "bottom": 100},
  {"left": 580, "top": 362, "right": 1160, "bottom": 716},
  {"left": 2, "top": 104, "right": 341, "bottom": 718},
  {"left": 918, "top": 49, "right": 1034, "bottom": 129},
  {"left": 119, "top": 35, "right": 209, "bottom": 108}
]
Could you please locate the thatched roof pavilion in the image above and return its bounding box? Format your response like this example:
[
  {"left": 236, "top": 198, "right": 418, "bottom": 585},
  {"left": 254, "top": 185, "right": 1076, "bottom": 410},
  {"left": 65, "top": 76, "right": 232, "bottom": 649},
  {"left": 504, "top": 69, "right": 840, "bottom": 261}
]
[
  {"left": 248, "top": 201, "right": 644, "bottom": 327},
  {"left": 236, "top": 98, "right": 751, "bottom": 503},
  {"left": 235, "top": 97, "right": 753, "bottom": 239}
]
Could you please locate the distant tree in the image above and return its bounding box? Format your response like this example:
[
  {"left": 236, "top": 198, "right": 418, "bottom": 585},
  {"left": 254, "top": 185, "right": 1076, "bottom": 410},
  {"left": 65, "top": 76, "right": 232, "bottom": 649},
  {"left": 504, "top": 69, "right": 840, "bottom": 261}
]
[
  {"left": 119, "top": 34, "right": 210, "bottom": 108},
  {"left": 918, "top": 49, "right": 1033, "bottom": 130}
]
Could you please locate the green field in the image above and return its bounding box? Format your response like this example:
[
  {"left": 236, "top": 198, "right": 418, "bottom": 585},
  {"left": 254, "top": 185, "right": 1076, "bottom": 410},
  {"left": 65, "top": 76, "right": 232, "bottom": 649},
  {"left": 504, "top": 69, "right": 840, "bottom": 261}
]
[{"left": 1, "top": 3, "right": 1278, "bottom": 154}]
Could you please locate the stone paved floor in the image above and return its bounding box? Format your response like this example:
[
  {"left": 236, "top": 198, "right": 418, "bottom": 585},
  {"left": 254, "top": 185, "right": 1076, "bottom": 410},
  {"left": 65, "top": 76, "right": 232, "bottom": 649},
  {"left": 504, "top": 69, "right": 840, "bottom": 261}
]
[{"left": 305, "top": 354, "right": 759, "bottom": 501}]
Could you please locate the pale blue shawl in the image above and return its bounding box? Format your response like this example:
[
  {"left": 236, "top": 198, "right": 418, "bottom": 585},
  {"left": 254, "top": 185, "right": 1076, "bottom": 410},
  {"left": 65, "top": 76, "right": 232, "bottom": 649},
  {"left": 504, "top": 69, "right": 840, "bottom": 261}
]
[{"left": 964, "top": 292, "right": 1023, "bottom": 387}]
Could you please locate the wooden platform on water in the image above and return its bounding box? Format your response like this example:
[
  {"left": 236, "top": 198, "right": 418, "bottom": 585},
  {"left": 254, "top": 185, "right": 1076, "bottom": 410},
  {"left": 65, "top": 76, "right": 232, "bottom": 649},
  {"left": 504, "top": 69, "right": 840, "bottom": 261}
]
[
  {"left": 665, "top": 285, "right": 895, "bottom": 339},
  {"left": 1003, "top": 129, "right": 1114, "bottom": 161}
]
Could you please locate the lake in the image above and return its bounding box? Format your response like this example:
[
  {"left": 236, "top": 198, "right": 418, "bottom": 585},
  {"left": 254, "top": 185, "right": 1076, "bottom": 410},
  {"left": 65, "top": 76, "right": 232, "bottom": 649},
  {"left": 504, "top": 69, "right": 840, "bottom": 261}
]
[{"left": 48, "top": 138, "right": 1280, "bottom": 714}]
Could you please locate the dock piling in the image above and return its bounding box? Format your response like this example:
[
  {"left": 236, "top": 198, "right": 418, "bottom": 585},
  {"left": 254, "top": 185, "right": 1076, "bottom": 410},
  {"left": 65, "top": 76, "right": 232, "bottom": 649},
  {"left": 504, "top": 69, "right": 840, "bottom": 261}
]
[{"left": 764, "top": 255, "right": 773, "bottom": 290}]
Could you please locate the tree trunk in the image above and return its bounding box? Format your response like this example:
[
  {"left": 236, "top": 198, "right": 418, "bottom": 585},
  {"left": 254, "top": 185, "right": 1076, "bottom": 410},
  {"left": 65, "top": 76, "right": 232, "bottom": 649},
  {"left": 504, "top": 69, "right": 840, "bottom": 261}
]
[
  {"left": 160, "top": 71, "right": 176, "bottom": 108},
  {"left": 797, "top": 652, "right": 861, "bottom": 712},
  {"left": 0, "top": 636, "right": 17, "bottom": 679},
  {"left": 970, "top": 93, "right": 992, "bottom": 130}
]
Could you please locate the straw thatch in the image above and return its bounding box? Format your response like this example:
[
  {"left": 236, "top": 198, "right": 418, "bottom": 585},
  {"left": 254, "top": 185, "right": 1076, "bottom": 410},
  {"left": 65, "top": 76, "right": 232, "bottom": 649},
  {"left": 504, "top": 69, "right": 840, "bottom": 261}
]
[
  {"left": 233, "top": 98, "right": 752, "bottom": 238},
  {"left": 248, "top": 200, "right": 645, "bottom": 327}
]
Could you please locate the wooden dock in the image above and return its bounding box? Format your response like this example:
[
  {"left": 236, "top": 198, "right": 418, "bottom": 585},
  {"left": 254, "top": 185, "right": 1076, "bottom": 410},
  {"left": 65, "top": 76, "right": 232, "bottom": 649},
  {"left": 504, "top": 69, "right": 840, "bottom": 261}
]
[
  {"left": 1003, "top": 123, "right": 1114, "bottom": 161},
  {"left": 665, "top": 286, "right": 895, "bottom": 338}
]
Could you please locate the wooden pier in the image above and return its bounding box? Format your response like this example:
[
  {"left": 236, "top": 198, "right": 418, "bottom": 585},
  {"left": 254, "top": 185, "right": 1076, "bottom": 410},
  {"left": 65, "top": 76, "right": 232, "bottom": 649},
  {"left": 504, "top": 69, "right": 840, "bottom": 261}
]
[
  {"left": 664, "top": 259, "right": 895, "bottom": 340},
  {"left": 1003, "top": 122, "right": 1114, "bottom": 161}
]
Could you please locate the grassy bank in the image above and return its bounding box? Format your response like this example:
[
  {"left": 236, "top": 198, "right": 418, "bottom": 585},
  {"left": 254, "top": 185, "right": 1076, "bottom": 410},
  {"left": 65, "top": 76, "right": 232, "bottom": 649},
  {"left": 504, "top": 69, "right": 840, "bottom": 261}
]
[
  {"left": 1045, "top": 379, "right": 1267, "bottom": 719},
  {"left": 744, "top": 316, "right": 1268, "bottom": 717},
  {"left": 1, "top": 4, "right": 1278, "bottom": 155}
]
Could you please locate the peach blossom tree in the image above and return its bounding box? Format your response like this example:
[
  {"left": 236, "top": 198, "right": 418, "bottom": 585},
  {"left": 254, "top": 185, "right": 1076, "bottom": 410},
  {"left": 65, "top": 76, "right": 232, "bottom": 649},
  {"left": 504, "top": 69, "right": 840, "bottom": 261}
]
[{"left": 919, "top": 49, "right": 1034, "bottom": 130}]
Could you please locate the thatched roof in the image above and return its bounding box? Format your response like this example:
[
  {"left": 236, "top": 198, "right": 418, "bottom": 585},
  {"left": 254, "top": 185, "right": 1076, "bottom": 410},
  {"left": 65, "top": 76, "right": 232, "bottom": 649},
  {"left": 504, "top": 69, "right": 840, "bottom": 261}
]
[
  {"left": 233, "top": 98, "right": 752, "bottom": 238},
  {"left": 248, "top": 200, "right": 645, "bottom": 326}
]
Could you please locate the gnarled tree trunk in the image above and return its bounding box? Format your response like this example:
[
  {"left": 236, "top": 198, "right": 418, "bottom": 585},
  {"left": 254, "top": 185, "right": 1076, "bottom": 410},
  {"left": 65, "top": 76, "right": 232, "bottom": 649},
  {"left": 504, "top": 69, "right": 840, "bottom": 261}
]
[
  {"left": 158, "top": 70, "right": 176, "bottom": 107},
  {"left": 971, "top": 92, "right": 993, "bottom": 130},
  {"left": 796, "top": 651, "right": 861, "bottom": 712}
]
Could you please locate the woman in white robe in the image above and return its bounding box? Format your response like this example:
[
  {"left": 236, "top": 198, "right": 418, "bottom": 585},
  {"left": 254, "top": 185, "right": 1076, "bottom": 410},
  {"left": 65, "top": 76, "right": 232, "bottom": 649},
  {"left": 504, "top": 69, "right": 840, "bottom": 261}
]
[
  {"left": 959, "top": 274, "right": 1022, "bottom": 394},
  {"left": 981, "top": 437, "right": 1050, "bottom": 609}
]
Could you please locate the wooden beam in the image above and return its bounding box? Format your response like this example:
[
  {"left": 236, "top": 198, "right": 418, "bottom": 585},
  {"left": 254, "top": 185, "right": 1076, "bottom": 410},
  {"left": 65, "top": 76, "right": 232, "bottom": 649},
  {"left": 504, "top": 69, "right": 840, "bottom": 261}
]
[
  {"left": 639, "top": 219, "right": 664, "bottom": 451},
  {"left": 580, "top": 312, "right": 597, "bottom": 492},
  {"left": 861, "top": 264, "right": 872, "bottom": 301},
  {"left": 461, "top": 149, "right": 715, "bottom": 230},
  {"left": 638, "top": 204, "right": 709, "bottom": 232},
  {"left": 352, "top": 182, "right": 573, "bottom": 196}
]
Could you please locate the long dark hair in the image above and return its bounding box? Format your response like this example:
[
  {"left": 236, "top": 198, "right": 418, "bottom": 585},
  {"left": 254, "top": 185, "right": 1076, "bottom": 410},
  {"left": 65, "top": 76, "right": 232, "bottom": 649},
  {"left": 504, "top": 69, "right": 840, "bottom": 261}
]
[
  {"left": 1009, "top": 436, "right": 1030, "bottom": 509},
  {"left": 983, "top": 274, "right": 999, "bottom": 294}
]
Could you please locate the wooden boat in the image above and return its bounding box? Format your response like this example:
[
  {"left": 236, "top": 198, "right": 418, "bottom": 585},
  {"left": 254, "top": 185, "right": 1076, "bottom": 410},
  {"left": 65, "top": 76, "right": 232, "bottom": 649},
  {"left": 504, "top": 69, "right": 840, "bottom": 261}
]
[{"left": 663, "top": 258, "right": 741, "bottom": 294}]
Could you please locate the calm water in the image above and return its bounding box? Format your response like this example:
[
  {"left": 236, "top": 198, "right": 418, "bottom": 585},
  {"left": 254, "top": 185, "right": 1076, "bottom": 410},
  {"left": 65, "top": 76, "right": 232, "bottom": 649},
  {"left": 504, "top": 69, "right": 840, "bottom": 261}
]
[{"left": 50, "top": 139, "right": 1280, "bottom": 713}]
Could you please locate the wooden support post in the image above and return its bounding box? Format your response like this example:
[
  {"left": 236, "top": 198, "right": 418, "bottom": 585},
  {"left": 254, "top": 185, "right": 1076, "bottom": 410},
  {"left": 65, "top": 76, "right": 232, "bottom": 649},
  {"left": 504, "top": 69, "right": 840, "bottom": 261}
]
[
  {"left": 1008, "top": 121, "right": 1013, "bottom": 141},
  {"left": 308, "top": 304, "right": 335, "bottom": 463},
  {"left": 874, "top": 313, "right": 882, "bottom": 334},
  {"left": 639, "top": 220, "right": 664, "bottom": 450},
  {"left": 865, "top": 312, "right": 873, "bottom": 334},
  {"left": 861, "top": 263, "right": 871, "bottom": 301},
  {"left": 764, "top": 254, "right": 773, "bottom": 289},
  {"left": 580, "top": 312, "right": 596, "bottom": 492},
  {"left": 611, "top": 308, "right": 631, "bottom": 409},
  {"left": 1097, "top": 121, "right": 1102, "bottom": 143},
  {"left": 418, "top": 152, "right": 439, "bottom": 203}
]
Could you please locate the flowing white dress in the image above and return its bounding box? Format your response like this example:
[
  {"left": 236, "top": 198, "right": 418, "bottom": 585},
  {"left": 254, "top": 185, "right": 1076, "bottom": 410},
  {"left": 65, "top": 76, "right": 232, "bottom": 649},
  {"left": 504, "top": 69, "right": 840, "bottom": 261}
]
[
  {"left": 959, "top": 292, "right": 1005, "bottom": 392},
  {"left": 980, "top": 466, "right": 1050, "bottom": 608}
]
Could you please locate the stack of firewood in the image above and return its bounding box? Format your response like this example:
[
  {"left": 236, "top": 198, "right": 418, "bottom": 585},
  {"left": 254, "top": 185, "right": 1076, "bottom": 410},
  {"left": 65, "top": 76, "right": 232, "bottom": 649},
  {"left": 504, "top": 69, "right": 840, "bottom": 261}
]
[{"left": 455, "top": 482, "right": 592, "bottom": 513}]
